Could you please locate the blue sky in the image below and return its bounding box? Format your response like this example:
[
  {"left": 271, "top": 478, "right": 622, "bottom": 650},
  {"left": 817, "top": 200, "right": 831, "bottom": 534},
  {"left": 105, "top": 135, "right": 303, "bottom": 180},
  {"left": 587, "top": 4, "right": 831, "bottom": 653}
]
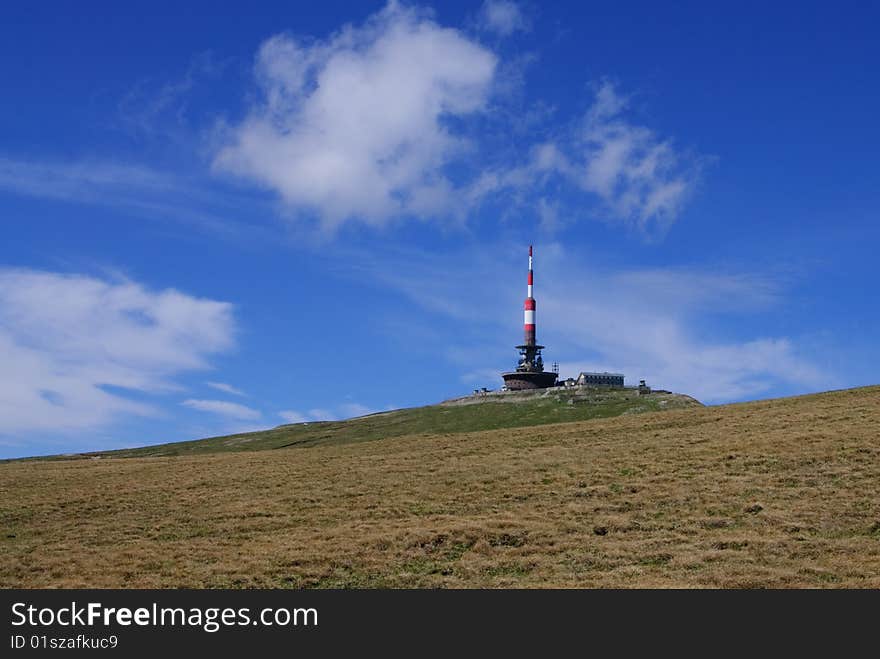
[{"left": 1, "top": 1, "right": 878, "bottom": 458}]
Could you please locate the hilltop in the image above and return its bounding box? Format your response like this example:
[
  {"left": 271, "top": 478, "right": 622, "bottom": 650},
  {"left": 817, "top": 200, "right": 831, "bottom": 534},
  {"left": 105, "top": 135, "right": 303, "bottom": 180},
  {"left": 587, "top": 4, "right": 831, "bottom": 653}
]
[
  {"left": 1, "top": 385, "right": 879, "bottom": 588},
  {"left": 37, "top": 387, "right": 701, "bottom": 460}
]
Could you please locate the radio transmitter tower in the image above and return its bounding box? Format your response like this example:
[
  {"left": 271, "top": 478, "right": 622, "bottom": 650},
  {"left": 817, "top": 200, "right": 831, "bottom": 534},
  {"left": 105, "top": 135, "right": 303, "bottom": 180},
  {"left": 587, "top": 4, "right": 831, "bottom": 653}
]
[{"left": 501, "top": 245, "right": 558, "bottom": 390}]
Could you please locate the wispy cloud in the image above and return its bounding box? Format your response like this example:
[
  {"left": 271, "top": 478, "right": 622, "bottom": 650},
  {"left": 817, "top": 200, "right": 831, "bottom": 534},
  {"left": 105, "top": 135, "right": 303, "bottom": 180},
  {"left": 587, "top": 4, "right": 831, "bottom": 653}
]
[
  {"left": 471, "top": 81, "right": 704, "bottom": 236},
  {"left": 206, "top": 381, "right": 246, "bottom": 396},
  {"left": 182, "top": 399, "right": 261, "bottom": 420},
  {"left": 0, "top": 156, "right": 275, "bottom": 241},
  {"left": 117, "top": 50, "right": 230, "bottom": 141},
  {"left": 0, "top": 268, "right": 236, "bottom": 436},
  {"left": 478, "top": 1, "right": 529, "bottom": 36},
  {"left": 0, "top": 158, "right": 178, "bottom": 202},
  {"left": 575, "top": 82, "right": 701, "bottom": 233}
]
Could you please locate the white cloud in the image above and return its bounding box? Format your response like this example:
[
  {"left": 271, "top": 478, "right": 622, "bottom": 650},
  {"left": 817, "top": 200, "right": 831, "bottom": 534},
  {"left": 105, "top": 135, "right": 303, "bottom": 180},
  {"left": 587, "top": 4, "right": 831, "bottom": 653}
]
[
  {"left": 545, "top": 271, "right": 824, "bottom": 402},
  {"left": 0, "top": 268, "right": 235, "bottom": 436},
  {"left": 118, "top": 50, "right": 227, "bottom": 140},
  {"left": 471, "top": 82, "right": 703, "bottom": 235},
  {"left": 214, "top": 1, "right": 497, "bottom": 229},
  {"left": 182, "top": 399, "right": 261, "bottom": 420},
  {"left": 0, "top": 156, "right": 269, "bottom": 240},
  {"left": 478, "top": 1, "right": 528, "bottom": 36},
  {"left": 544, "top": 301, "right": 822, "bottom": 403},
  {"left": 576, "top": 81, "right": 698, "bottom": 232},
  {"left": 0, "top": 157, "right": 178, "bottom": 202},
  {"left": 206, "top": 381, "right": 246, "bottom": 396}
]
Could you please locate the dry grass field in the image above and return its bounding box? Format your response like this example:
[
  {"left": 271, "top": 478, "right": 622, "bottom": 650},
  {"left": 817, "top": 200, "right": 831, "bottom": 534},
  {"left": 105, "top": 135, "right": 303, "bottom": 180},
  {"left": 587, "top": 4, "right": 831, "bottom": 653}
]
[{"left": 1, "top": 386, "right": 879, "bottom": 588}]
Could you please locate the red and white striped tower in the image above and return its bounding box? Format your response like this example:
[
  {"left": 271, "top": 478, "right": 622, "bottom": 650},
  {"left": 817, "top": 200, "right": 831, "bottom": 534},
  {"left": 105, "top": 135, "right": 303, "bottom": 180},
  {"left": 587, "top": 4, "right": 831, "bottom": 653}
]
[
  {"left": 524, "top": 245, "right": 536, "bottom": 346},
  {"left": 501, "top": 244, "right": 557, "bottom": 390}
]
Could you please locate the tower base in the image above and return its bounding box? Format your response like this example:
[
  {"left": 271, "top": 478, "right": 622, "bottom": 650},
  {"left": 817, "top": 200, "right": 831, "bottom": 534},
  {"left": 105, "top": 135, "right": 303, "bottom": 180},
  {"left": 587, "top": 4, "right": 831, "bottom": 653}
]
[{"left": 501, "top": 371, "right": 558, "bottom": 391}]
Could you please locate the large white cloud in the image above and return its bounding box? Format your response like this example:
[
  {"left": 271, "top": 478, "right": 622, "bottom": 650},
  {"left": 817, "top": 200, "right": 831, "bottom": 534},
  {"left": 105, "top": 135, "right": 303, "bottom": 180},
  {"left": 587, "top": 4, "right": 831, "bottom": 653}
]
[
  {"left": 214, "top": 2, "right": 497, "bottom": 229},
  {"left": 0, "top": 269, "right": 235, "bottom": 436}
]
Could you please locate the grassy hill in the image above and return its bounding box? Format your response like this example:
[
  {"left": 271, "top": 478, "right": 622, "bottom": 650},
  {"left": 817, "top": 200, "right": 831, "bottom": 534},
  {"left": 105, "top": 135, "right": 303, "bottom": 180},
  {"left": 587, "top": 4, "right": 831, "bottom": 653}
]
[
  {"left": 2, "top": 385, "right": 879, "bottom": 588},
  {"left": 38, "top": 387, "right": 701, "bottom": 460}
]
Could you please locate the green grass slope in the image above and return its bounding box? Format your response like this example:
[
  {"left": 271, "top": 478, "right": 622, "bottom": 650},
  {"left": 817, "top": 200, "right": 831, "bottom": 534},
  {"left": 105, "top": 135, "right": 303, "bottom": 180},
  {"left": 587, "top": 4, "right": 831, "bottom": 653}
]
[{"left": 41, "top": 388, "right": 701, "bottom": 460}]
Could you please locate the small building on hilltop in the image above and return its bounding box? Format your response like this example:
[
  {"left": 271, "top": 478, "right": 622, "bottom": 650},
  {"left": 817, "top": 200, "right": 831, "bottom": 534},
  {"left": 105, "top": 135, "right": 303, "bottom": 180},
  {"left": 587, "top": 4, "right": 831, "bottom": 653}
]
[{"left": 576, "top": 371, "right": 625, "bottom": 388}]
